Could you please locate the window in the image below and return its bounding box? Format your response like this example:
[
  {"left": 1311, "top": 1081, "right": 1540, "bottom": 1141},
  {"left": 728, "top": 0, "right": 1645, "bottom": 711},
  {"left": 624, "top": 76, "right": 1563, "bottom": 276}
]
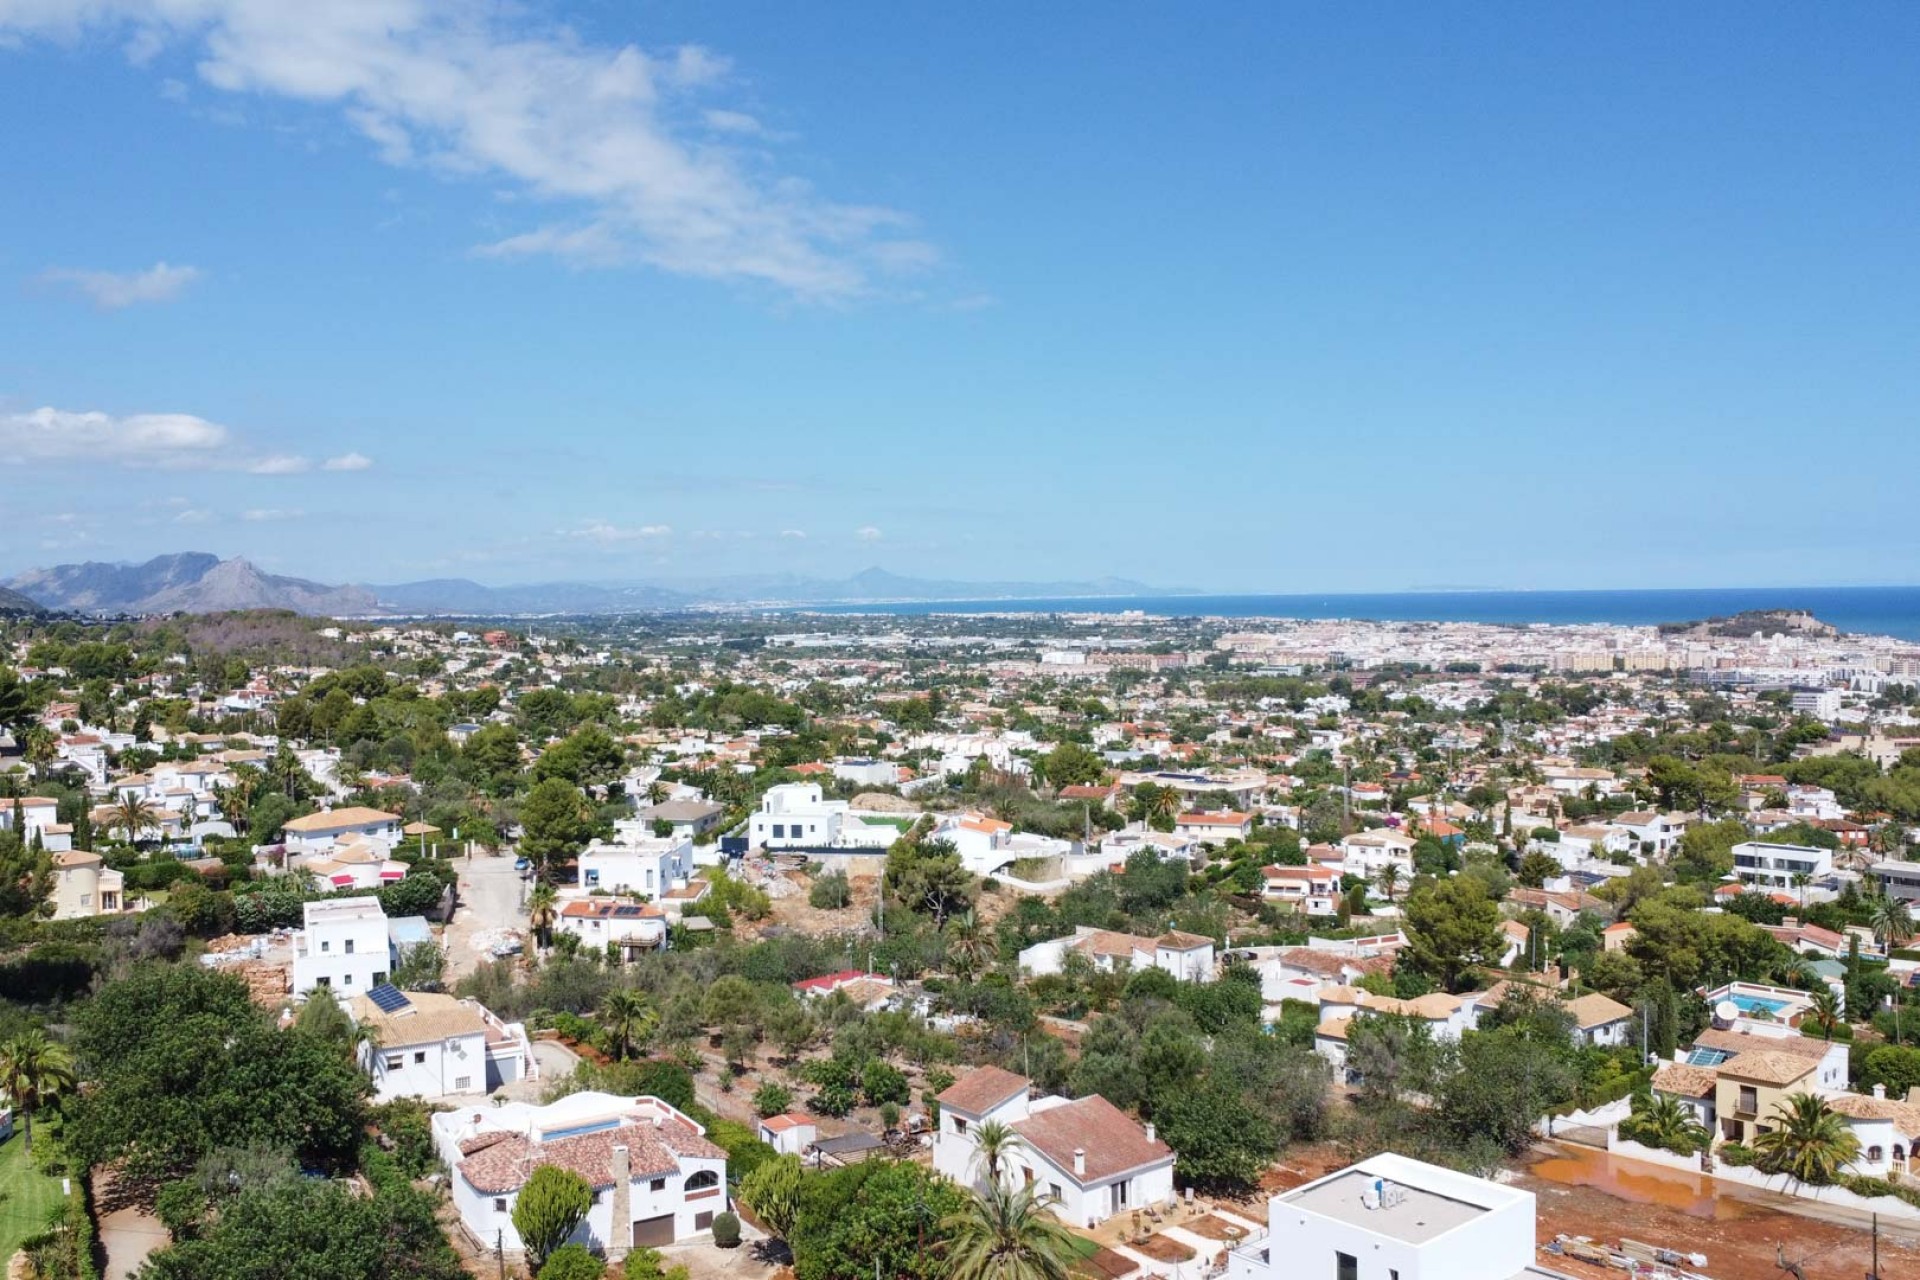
[
  {"left": 375, "top": 972, "right": 387, "bottom": 985},
  {"left": 493, "top": 1198, "right": 508, "bottom": 1214},
  {"left": 454, "top": 1076, "right": 472, "bottom": 1091},
  {"left": 80, "top": 894, "right": 91, "bottom": 908},
  {"left": 694, "top": 1210, "right": 713, "bottom": 1231},
  {"left": 1336, "top": 1252, "right": 1358, "bottom": 1280},
  {"left": 772, "top": 824, "right": 785, "bottom": 838},
  {"left": 385, "top": 1056, "right": 403, "bottom": 1070},
  {"left": 650, "top": 1179, "right": 666, "bottom": 1193},
  {"left": 686, "top": 1170, "right": 720, "bottom": 1191},
  {"left": 344, "top": 939, "right": 355, "bottom": 954},
  {"left": 1739, "top": 1086, "right": 1758, "bottom": 1115},
  {"left": 953, "top": 1117, "right": 968, "bottom": 1135},
  {"left": 414, "top": 1051, "right": 427, "bottom": 1064},
  {"left": 315, "top": 976, "right": 330, "bottom": 988},
  {"left": 1048, "top": 1182, "right": 1062, "bottom": 1202},
  {"left": 342, "top": 974, "right": 353, "bottom": 986},
  {"left": 320, "top": 939, "right": 331, "bottom": 953}
]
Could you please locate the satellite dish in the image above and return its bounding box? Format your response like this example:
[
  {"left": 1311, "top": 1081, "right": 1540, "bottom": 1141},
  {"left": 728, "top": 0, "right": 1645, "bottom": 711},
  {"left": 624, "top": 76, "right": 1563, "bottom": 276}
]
[{"left": 1715, "top": 1000, "right": 1740, "bottom": 1024}]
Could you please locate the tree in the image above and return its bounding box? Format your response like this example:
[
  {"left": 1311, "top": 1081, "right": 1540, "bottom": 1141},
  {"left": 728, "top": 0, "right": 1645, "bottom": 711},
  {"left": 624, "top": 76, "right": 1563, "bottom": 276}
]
[
  {"left": 752, "top": 1082, "right": 793, "bottom": 1119},
  {"left": 599, "top": 989, "right": 658, "bottom": 1062},
  {"left": 1437, "top": 1031, "right": 1574, "bottom": 1156},
  {"left": 0, "top": 668, "right": 31, "bottom": 736},
  {"left": 790, "top": 1159, "right": 966, "bottom": 1280},
  {"left": 943, "top": 1182, "right": 1081, "bottom": 1280},
  {"left": 946, "top": 910, "right": 996, "bottom": 981},
  {"left": 1862, "top": 1045, "right": 1920, "bottom": 1096},
  {"left": 518, "top": 779, "right": 594, "bottom": 881},
  {"left": 970, "top": 1119, "right": 1021, "bottom": 1184},
  {"left": 1806, "top": 987, "right": 1842, "bottom": 1040},
  {"left": 884, "top": 836, "right": 973, "bottom": 926},
  {"left": 1400, "top": 876, "right": 1504, "bottom": 992},
  {"left": 0, "top": 1029, "right": 73, "bottom": 1153},
  {"left": 512, "top": 1165, "right": 594, "bottom": 1272},
  {"left": 1155, "top": 1079, "right": 1276, "bottom": 1191},
  {"left": 1036, "top": 743, "right": 1104, "bottom": 789},
  {"left": 1373, "top": 863, "right": 1402, "bottom": 904},
  {"left": 1618, "top": 1093, "right": 1709, "bottom": 1155},
  {"left": 1515, "top": 851, "right": 1561, "bottom": 889},
  {"left": 1752, "top": 1093, "right": 1860, "bottom": 1188},
  {"left": 527, "top": 882, "right": 558, "bottom": 948},
  {"left": 111, "top": 793, "right": 162, "bottom": 844},
  {"left": 139, "top": 1174, "right": 466, "bottom": 1280},
  {"left": 1872, "top": 894, "right": 1914, "bottom": 950},
  {"left": 738, "top": 1154, "right": 804, "bottom": 1239},
  {"left": 0, "top": 827, "right": 49, "bottom": 919}
]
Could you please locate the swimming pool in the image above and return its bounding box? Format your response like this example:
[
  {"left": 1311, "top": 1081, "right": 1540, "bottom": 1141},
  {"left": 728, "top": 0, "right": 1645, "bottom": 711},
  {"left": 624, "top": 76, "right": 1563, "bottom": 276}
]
[{"left": 1727, "top": 993, "right": 1790, "bottom": 1016}]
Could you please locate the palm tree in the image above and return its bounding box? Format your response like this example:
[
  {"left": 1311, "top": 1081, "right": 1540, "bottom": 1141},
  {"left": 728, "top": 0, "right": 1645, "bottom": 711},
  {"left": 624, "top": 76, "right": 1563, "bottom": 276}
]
[
  {"left": 1620, "top": 1093, "right": 1709, "bottom": 1154},
  {"left": 1872, "top": 895, "right": 1914, "bottom": 951},
  {"left": 0, "top": 1030, "right": 75, "bottom": 1153},
  {"left": 1790, "top": 872, "right": 1811, "bottom": 909},
  {"left": 943, "top": 1181, "right": 1080, "bottom": 1280},
  {"left": 110, "top": 794, "right": 160, "bottom": 845},
  {"left": 971, "top": 1119, "right": 1022, "bottom": 1185},
  {"left": 1752, "top": 1092, "right": 1860, "bottom": 1188},
  {"left": 1806, "top": 987, "right": 1843, "bottom": 1040},
  {"left": 526, "top": 882, "right": 557, "bottom": 949},
  {"left": 645, "top": 779, "right": 669, "bottom": 807},
  {"left": 947, "top": 910, "right": 995, "bottom": 982},
  {"left": 599, "top": 989, "right": 659, "bottom": 1061},
  {"left": 1374, "top": 863, "right": 1402, "bottom": 904}
]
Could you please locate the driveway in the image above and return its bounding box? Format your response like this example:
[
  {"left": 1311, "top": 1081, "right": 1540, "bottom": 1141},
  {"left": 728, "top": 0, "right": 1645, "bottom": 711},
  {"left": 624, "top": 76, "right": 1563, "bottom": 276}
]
[
  {"left": 98, "top": 1204, "right": 168, "bottom": 1280},
  {"left": 445, "top": 850, "right": 529, "bottom": 980}
]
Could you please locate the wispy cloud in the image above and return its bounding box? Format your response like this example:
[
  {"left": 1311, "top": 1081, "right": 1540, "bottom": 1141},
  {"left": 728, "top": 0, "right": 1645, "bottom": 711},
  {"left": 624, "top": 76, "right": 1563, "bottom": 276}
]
[
  {"left": 561, "top": 520, "right": 673, "bottom": 544},
  {"left": 38, "top": 260, "right": 200, "bottom": 309},
  {"left": 779, "top": 529, "right": 807, "bottom": 539},
  {"left": 1, "top": 3, "right": 939, "bottom": 301},
  {"left": 242, "top": 508, "right": 304, "bottom": 522},
  {"left": 172, "top": 508, "right": 213, "bottom": 524},
  {"left": 322, "top": 451, "right": 374, "bottom": 471},
  {"left": 855, "top": 525, "right": 883, "bottom": 542},
  {"left": 248, "top": 455, "right": 311, "bottom": 475}
]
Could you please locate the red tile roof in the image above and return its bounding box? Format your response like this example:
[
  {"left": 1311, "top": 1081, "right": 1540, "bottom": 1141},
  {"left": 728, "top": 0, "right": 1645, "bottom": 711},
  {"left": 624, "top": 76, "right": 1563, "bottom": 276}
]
[{"left": 936, "top": 1066, "right": 1030, "bottom": 1116}]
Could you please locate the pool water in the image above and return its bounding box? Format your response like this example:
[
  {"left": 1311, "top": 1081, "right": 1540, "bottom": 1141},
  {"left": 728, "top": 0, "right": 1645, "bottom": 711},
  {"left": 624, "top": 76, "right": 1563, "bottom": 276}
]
[{"left": 1728, "top": 994, "right": 1789, "bottom": 1016}]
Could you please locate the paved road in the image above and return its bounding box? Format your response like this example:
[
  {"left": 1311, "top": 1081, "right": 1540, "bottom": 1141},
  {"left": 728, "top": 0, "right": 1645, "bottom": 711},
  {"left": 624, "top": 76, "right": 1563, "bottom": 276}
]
[{"left": 445, "top": 851, "right": 528, "bottom": 981}]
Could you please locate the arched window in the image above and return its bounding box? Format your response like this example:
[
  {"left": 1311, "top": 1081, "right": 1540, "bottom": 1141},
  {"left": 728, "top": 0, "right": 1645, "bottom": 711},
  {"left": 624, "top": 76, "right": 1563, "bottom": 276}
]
[
  {"left": 1867, "top": 1146, "right": 1884, "bottom": 1162},
  {"left": 685, "top": 1170, "right": 720, "bottom": 1191},
  {"left": 1894, "top": 1144, "right": 1907, "bottom": 1161}
]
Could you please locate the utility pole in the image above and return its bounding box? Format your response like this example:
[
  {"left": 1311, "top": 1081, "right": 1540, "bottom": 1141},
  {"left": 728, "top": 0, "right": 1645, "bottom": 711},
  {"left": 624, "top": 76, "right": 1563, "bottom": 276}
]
[{"left": 495, "top": 1229, "right": 505, "bottom": 1280}]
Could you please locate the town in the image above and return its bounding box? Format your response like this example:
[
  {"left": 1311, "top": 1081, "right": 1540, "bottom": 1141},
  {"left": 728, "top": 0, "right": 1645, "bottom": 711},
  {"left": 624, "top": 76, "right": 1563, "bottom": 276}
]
[{"left": 0, "top": 603, "right": 1912, "bottom": 1280}]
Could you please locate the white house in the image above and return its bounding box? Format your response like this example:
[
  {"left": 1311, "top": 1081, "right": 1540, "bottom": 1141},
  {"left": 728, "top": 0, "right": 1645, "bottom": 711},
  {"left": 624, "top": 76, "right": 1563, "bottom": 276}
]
[
  {"left": 1260, "top": 865, "right": 1343, "bottom": 917},
  {"left": 1614, "top": 811, "right": 1690, "bottom": 858},
  {"left": 281, "top": 806, "right": 403, "bottom": 857},
  {"left": 1337, "top": 829, "right": 1415, "bottom": 879},
  {"left": 1173, "top": 810, "right": 1254, "bottom": 846},
  {"left": 747, "top": 783, "right": 894, "bottom": 850},
  {"left": 435, "top": 1092, "right": 728, "bottom": 1258},
  {"left": 351, "top": 990, "right": 534, "bottom": 1101},
  {"left": 932, "top": 812, "right": 1073, "bottom": 878},
  {"left": 1019, "top": 927, "right": 1216, "bottom": 983},
  {"left": 757, "top": 1113, "right": 817, "bottom": 1156},
  {"left": 1730, "top": 841, "right": 1833, "bottom": 889},
  {"left": 830, "top": 757, "right": 898, "bottom": 787},
  {"left": 577, "top": 825, "right": 695, "bottom": 899},
  {"left": 292, "top": 896, "right": 393, "bottom": 997},
  {"left": 556, "top": 900, "right": 667, "bottom": 959},
  {"left": 933, "top": 1067, "right": 1175, "bottom": 1230},
  {"left": 1315, "top": 988, "right": 1483, "bottom": 1078},
  {"left": 1225, "top": 1152, "right": 1566, "bottom": 1280}
]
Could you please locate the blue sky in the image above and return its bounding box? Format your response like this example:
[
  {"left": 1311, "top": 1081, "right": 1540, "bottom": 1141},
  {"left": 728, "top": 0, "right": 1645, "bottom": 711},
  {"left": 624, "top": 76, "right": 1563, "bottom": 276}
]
[{"left": 2, "top": 3, "right": 1917, "bottom": 591}]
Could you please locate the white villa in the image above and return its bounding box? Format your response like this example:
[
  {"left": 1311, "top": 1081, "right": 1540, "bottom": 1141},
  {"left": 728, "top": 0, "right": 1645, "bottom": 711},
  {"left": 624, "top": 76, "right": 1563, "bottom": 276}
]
[
  {"left": 1019, "top": 927, "right": 1216, "bottom": 983},
  {"left": 292, "top": 896, "right": 393, "bottom": 997},
  {"left": 933, "top": 1066, "right": 1175, "bottom": 1230},
  {"left": 350, "top": 990, "right": 534, "bottom": 1101}
]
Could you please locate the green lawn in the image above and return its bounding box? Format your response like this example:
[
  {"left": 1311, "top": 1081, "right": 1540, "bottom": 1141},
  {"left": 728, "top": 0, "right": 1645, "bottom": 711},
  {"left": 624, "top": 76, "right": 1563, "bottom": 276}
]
[{"left": 0, "top": 1125, "right": 67, "bottom": 1262}]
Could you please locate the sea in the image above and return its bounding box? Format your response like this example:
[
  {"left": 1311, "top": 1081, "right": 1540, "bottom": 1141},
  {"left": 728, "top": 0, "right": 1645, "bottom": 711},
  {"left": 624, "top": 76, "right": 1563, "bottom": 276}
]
[{"left": 813, "top": 586, "right": 1920, "bottom": 642}]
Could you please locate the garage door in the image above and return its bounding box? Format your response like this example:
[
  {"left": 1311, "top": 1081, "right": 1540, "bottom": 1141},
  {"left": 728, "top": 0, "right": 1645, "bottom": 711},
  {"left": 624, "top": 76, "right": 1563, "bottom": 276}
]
[{"left": 632, "top": 1215, "right": 675, "bottom": 1248}]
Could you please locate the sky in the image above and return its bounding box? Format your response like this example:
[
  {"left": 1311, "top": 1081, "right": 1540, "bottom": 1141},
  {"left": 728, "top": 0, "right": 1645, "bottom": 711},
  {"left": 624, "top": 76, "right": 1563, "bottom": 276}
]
[{"left": 1, "top": 3, "right": 1918, "bottom": 593}]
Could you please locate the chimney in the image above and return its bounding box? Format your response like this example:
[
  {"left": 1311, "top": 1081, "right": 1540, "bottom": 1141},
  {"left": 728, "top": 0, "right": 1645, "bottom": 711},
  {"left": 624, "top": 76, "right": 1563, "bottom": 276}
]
[
  {"left": 1145, "top": 1122, "right": 1156, "bottom": 1144},
  {"left": 1874, "top": 1084, "right": 1887, "bottom": 1099},
  {"left": 608, "top": 1144, "right": 631, "bottom": 1262},
  {"left": 1073, "top": 1148, "right": 1086, "bottom": 1178}
]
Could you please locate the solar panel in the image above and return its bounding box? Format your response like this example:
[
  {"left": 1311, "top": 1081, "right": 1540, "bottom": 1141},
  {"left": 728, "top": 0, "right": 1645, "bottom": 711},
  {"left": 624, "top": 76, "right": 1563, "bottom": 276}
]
[{"left": 366, "top": 983, "right": 410, "bottom": 1013}]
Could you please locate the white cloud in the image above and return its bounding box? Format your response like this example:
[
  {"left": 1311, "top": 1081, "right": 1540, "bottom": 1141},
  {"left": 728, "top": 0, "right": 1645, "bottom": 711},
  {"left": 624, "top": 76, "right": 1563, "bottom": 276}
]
[
  {"left": 171, "top": 508, "right": 213, "bottom": 524},
  {"left": 242, "top": 507, "right": 303, "bottom": 521},
  {"left": 39, "top": 260, "right": 201, "bottom": 308},
  {"left": 1, "top": 3, "right": 939, "bottom": 301},
  {"left": 322, "top": 451, "right": 373, "bottom": 471},
  {"left": 0, "top": 406, "right": 227, "bottom": 467},
  {"left": 855, "top": 525, "right": 882, "bottom": 542},
  {"left": 247, "top": 454, "right": 311, "bottom": 475},
  {"left": 779, "top": 529, "right": 807, "bottom": 539},
  {"left": 562, "top": 520, "right": 672, "bottom": 544}
]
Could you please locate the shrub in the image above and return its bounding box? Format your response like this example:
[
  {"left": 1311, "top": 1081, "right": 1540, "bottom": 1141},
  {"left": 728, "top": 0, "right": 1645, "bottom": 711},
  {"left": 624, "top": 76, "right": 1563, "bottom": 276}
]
[
  {"left": 1717, "top": 1142, "right": 1755, "bottom": 1167},
  {"left": 808, "top": 872, "right": 851, "bottom": 910},
  {"left": 538, "top": 1243, "right": 605, "bottom": 1280},
  {"left": 711, "top": 1210, "right": 741, "bottom": 1248},
  {"left": 752, "top": 1082, "right": 793, "bottom": 1118}
]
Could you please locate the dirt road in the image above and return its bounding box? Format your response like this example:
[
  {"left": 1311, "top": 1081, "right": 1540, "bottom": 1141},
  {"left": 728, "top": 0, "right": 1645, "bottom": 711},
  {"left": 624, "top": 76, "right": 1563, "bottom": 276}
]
[
  {"left": 1520, "top": 1143, "right": 1917, "bottom": 1280},
  {"left": 444, "top": 850, "right": 527, "bottom": 980}
]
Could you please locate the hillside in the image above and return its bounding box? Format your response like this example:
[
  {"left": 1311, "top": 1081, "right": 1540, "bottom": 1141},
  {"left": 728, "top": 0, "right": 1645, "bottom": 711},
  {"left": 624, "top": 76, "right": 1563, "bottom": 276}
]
[{"left": 7, "top": 553, "right": 375, "bottom": 616}]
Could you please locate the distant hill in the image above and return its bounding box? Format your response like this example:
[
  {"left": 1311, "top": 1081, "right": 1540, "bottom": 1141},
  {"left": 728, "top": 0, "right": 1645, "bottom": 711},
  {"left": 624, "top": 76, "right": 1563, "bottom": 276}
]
[
  {"left": 0, "top": 585, "right": 44, "bottom": 615},
  {"left": 1657, "top": 608, "right": 1839, "bottom": 639},
  {"left": 8, "top": 553, "right": 375, "bottom": 616},
  {"left": 8, "top": 553, "right": 1189, "bottom": 617}
]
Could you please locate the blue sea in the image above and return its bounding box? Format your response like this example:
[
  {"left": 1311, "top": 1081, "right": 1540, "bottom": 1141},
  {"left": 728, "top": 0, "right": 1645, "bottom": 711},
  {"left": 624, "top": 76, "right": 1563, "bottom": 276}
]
[{"left": 814, "top": 586, "right": 1920, "bottom": 642}]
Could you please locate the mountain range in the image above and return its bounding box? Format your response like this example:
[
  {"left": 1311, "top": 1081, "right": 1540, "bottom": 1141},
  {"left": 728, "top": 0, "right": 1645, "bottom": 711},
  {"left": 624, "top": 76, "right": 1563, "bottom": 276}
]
[{"left": 4, "top": 554, "right": 1186, "bottom": 617}]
